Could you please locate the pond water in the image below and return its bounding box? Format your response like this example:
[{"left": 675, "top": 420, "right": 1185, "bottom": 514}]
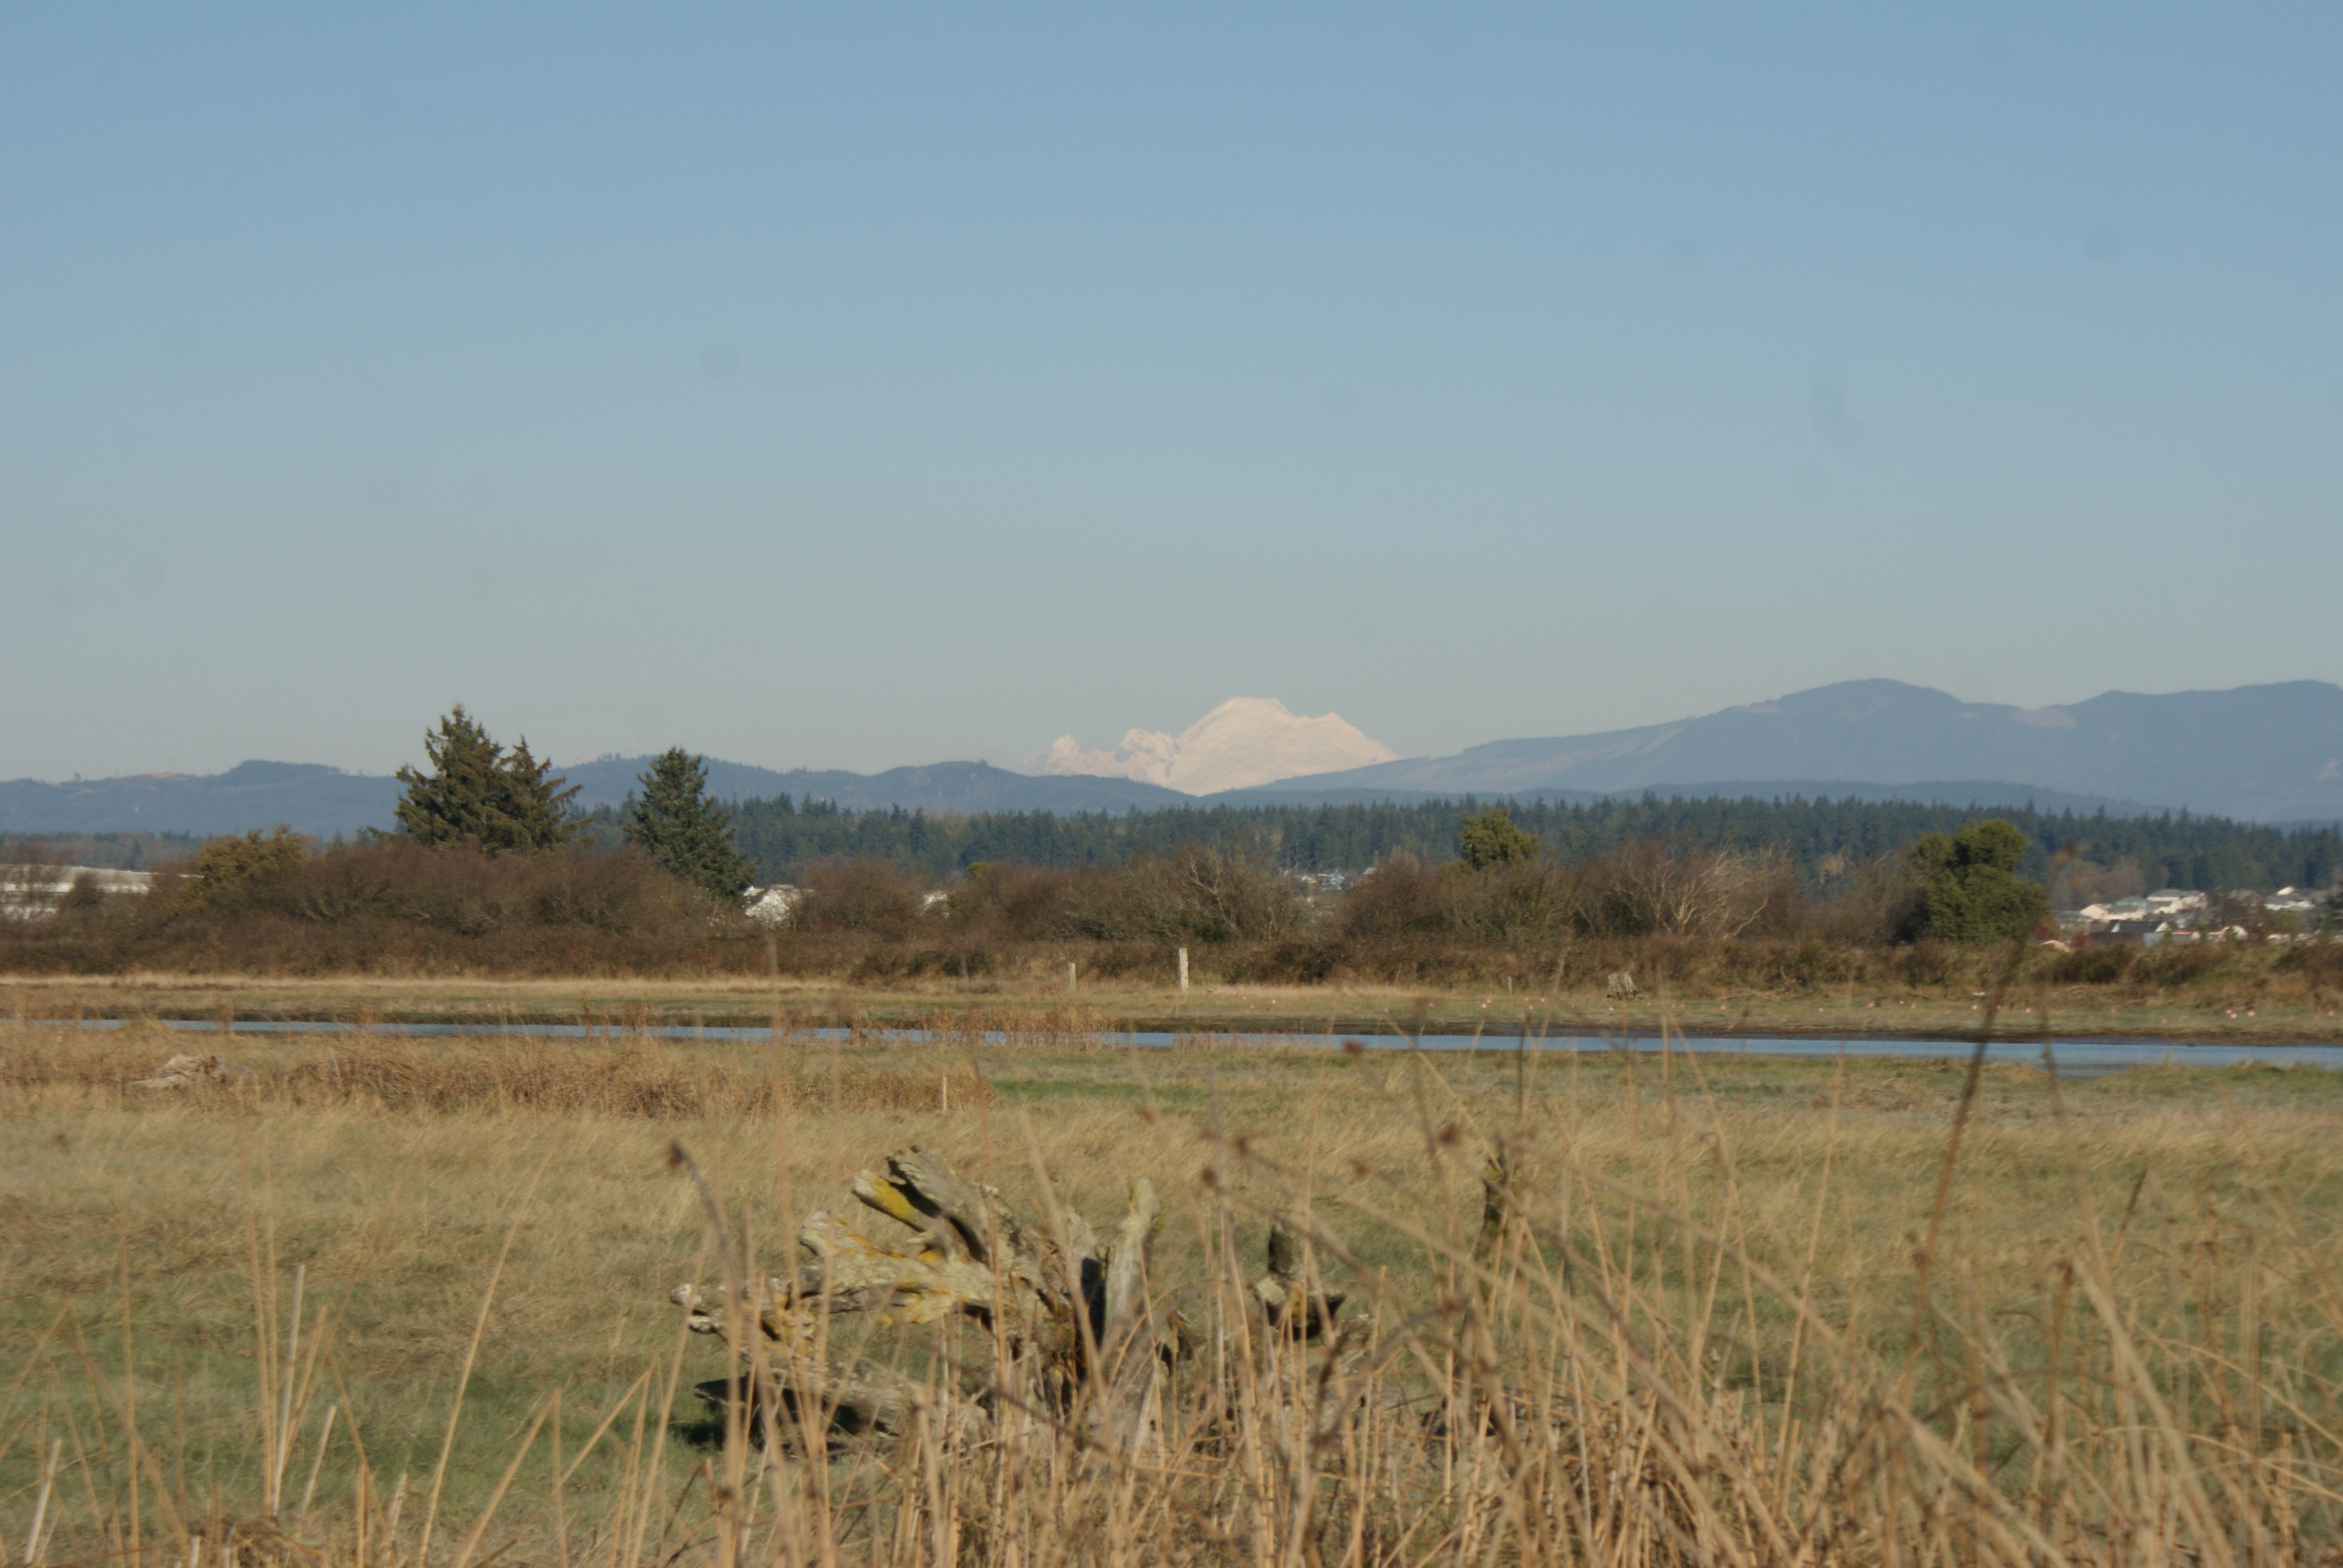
[{"left": 24, "top": 1014, "right": 2343, "bottom": 1073}]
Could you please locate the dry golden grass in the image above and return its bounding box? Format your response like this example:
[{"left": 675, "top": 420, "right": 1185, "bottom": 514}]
[
  {"left": 0, "top": 1025, "right": 997, "bottom": 1117},
  {"left": 7, "top": 1011, "right": 2343, "bottom": 1565}
]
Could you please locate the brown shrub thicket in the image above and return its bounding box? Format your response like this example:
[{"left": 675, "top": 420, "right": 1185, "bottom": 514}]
[
  {"left": 792, "top": 857, "right": 925, "bottom": 937},
  {"left": 0, "top": 837, "right": 749, "bottom": 977},
  {"left": 1062, "top": 845, "right": 1305, "bottom": 942},
  {"left": 945, "top": 860, "right": 1078, "bottom": 939},
  {"left": 2, "top": 831, "right": 2330, "bottom": 1002},
  {"left": 1340, "top": 843, "right": 1798, "bottom": 944},
  {"left": 920, "top": 849, "right": 1306, "bottom": 947}
]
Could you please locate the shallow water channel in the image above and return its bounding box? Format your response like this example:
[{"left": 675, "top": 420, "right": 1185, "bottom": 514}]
[{"left": 31, "top": 1014, "right": 2343, "bottom": 1073}]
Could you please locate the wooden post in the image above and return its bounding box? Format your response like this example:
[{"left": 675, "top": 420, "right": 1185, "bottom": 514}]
[{"left": 1177, "top": 948, "right": 1188, "bottom": 997}]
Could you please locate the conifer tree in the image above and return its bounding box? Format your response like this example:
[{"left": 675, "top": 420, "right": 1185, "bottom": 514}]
[
  {"left": 624, "top": 747, "right": 757, "bottom": 897},
  {"left": 393, "top": 705, "right": 581, "bottom": 852},
  {"left": 1908, "top": 818, "right": 2051, "bottom": 942},
  {"left": 1457, "top": 806, "right": 1541, "bottom": 871},
  {"left": 498, "top": 735, "right": 584, "bottom": 853}
]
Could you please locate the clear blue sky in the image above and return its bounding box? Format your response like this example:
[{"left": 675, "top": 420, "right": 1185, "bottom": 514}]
[{"left": 5, "top": 6, "right": 2337, "bottom": 780}]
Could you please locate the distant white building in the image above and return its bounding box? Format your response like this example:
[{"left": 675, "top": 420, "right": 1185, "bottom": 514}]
[
  {"left": 0, "top": 865, "right": 154, "bottom": 920},
  {"left": 742, "top": 885, "right": 802, "bottom": 927}
]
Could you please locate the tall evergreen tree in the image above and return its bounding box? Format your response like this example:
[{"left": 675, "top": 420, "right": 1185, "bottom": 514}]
[
  {"left": 393, "top": 706, "right": 581, "bottom": 852},
  {"left": 1909, "top": 818, "right": 2052, "bottom": 942},
  {"left": 498, "top": 735, "right": 584, "bottom": 852},
  {"left": 624, "top": 747, "right": 756, "bottom": 897}
]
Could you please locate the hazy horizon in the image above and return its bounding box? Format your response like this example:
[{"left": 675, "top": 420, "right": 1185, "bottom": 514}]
[
  {"left": 8, "top": 7, "right": 2339, "bottom": 780},
  {"left": 7, "top": 675, "right": 2338, "bottom": 787}
]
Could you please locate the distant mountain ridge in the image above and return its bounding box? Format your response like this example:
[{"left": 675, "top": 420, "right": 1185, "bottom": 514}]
[
  {"left": 0, "top": 757, "right": 1194, "bottom": 837},
  {"left": 1228, "top": 779, "right": 2150, "bottom": 816},
  {"left": 0, "top": 762, "right": 404, "bottom": 838},
  {"left": 1293, "top": 680, "right": 2343, "bottom": 823},
  {"left": 4, "top": 679, "right": 2335, "bottom": 836},
  {"left": 555, "top": 757, "right": 1191, "bottom": 815}
]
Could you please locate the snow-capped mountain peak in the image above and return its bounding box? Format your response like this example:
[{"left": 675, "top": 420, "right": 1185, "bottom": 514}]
[{"left": 1032, "top": 697, "right": 1398, "bottom": 795}]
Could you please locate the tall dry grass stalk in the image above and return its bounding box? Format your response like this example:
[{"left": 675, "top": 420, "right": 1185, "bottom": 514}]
[{"left": 6, "top": 996, "right": 2343, "bottom": 1566}]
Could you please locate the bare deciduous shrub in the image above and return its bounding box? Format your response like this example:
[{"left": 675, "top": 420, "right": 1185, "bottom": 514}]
[
  {"left": 2048, "top": 941, "right": 2140, "bottom": 985},
  {"left": 792, "top": 858, "right": 925, "bottom": 938},
  {"left": 1573, "top": 840, "right": 1795, "bottom": 939},
  {"left": 1063, "top": 846, "right": 1303, "bottom": 943},
  {"left": 942, "top": 861, "right": 1075, "bottom": 941},
  {"left": 1450, "top": 858, "right": 1583, "bottom": 941},
  {"left": 1337, "top": 852, "right": 1448, "bottom": 939},
  {"left": 2134, "top": 939, "right": 2229, "bottom": 988},
  {"left": 1347, "top": 840, "right": 1798, "bottom": 946}
]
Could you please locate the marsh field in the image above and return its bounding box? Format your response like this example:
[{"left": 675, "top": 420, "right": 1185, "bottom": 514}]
[
  {"left": 5, "top": 965, "right": 2342, "bottom": 1047},
  {"left": 8, "top": 1007, "right": 2343, "bottom": 1566}
]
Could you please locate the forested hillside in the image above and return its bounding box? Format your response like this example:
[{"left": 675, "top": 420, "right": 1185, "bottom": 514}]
[{"left": 695, "top": 792, "right": 2343, "bottom": 895}]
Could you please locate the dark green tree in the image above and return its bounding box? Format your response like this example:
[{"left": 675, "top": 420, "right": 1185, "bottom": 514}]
[
  {"left": 1457, "top": 806, "right": 1541, "bottom": 871},
  {"left": 498, "top": 736, "right": 584, "bottom": 852},
  {"left": 1910, "top": 818, "right": 2051, "bottom": 942},
  {"left": 393, "top": 706, "right": 581, "bottom": 852},
  {"left": 624, "top": 748, "right": 756, "bottom": 897}
]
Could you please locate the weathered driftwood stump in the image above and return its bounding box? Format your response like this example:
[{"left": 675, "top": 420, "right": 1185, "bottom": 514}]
[
  {"left": 671, "top": 1146, "right": 1201, "bottom": 1447},
  {"left": 1251, "top": 1210, "right": 1343, "bottom": 1343},
  {"left": 131, "top": 1052, "right": 255, "bottom": 1090},
  {"left": 670, "top": 1145, "right": 1351, "bottom": 1452}
]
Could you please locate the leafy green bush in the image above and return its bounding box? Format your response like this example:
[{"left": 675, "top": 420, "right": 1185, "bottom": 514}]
[
  {"left": 1908, "top": 820, "right": 2051, "bottom": 943},
  {"left": 1457, "top": 807, "right": 1541, "bottom": 870}
]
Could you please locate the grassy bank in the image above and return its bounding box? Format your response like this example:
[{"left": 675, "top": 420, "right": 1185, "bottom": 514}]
[
  {"left": 5, "top": 965, "right": 2342, "bottom": 1044},
  {"left": 8, "top": 1013, "right": 2343, "bottom": 1563}
]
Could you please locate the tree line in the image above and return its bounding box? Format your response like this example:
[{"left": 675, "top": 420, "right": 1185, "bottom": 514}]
[
  {"left": 10, "top": 707, "right": 2335, "bottom": 976},
  {"left": 401, "top": 686, "right": 2334, "bottom": 901},
  {"left": 18, "top": 706, "right": 2335, "bottom": 914},
  {"left": 699, "top": 789, "right": 2341, "bottom": 895}
]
